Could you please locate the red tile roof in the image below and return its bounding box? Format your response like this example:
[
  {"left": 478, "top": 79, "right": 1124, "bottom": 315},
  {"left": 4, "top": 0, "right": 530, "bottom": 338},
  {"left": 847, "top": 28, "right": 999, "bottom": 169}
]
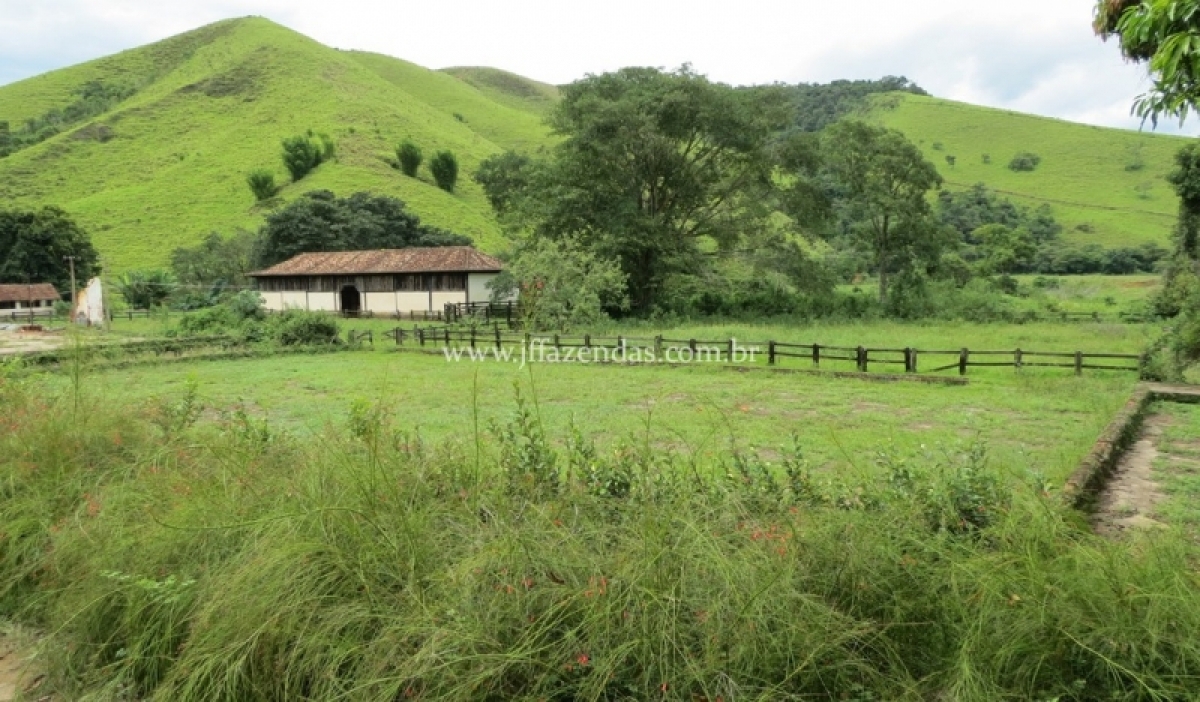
[
  {"left": 249, "top": 247, "right": 504, "bottom": 277},
  {"left": 0, "top": 284, "right": 61, "bottom": 304}
]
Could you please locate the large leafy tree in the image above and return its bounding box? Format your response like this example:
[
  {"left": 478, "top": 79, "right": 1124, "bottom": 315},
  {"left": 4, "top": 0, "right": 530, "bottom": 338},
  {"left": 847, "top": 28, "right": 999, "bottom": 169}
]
[
  {"left": 1095, "top": 0, "right": 1200, "bottom": 124},
  {"left": 170, "top": 230, "right": 259, "bottom": 286},
  {"left": 819, "top": 121, "right": 946, "bottom": 303},
  {"left": 255, "top": 191, "right": 471, "bottom": 267},
  {"left": 479, "top": 66, "right": 789, "bottom": 314},
  {"left": 0, "top": 206, "right": 100, "bottom": 292}
]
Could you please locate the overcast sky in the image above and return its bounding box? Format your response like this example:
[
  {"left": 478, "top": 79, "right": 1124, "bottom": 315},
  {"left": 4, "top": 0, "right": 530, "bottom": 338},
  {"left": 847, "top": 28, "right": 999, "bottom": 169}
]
[{"left": 1, "top": 0, "right": 1193, "bottom": 135}]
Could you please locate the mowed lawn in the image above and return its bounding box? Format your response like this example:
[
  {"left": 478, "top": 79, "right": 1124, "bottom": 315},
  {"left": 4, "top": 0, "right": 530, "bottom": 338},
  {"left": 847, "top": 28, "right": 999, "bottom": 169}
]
[{"left": 70, "top": 348, "right": 1138, "bottom": 485}]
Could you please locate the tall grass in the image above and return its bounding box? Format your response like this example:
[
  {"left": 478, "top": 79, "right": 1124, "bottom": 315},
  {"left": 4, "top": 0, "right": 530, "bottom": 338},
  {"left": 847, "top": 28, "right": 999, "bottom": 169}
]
[{"left": 2, "top": 362, "right": 1200, "bottom": 700}]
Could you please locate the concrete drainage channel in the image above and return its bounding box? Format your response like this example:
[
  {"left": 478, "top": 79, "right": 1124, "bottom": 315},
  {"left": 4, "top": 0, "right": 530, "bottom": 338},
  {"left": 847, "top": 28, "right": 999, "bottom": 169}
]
[{"left": 1065, "top": 383, "right": 1200, "bottom": 535}]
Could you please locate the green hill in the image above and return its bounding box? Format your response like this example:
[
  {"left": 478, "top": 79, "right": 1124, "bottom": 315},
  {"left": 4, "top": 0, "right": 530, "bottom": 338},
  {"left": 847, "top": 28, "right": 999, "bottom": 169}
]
[
  {"left": 0, "top": 17, "right": 555, "bottom": 272},
  {"left": 1, "top": 17, "right": 1188, "bottom": 273},
  {"left": 866, "top": 93, "right": 1189, "bottom": 248}
]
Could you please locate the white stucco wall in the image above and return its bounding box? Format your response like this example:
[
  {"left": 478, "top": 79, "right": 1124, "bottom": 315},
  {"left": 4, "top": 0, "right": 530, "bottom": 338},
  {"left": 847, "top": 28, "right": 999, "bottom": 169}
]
[
  {"left": 467, "top": 273, "right": 499, "bottom": 304},
  {"left": 260, "top": 292, "right": 284, "bottom": 311},
  {"left": 396, "top": 292, "right": 429, "bottom": 313},
  {"left": 363, "top": 293, "right": 397, "bottom": 315},
  {"left": 431, "top": 292, "right": 466, "bottom": 311},
  {"left": 280, "top": 292, "right": 307, "bottom": 310},
  {"left": 308, "top": 293, "right": 337, "bottom": 312}
]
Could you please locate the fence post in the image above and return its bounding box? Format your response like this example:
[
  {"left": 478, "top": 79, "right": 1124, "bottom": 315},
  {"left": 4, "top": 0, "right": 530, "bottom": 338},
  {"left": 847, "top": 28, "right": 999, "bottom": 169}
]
[
  {"left": 654, "top": 335, "right": 663, "bottom": 360},
  {"left": 857, "top": 346, "right": 868, "bottom": 373},
  {"left": 1015, "top": 348, "right": 1023, "bottom": 370},
  {"left": 444, "top": 328, "right": 450, "bottom": 347},
  {"left": 904, "top": 348, "right": 913, "bottom": 373},
  {"left": 584, "top": 334, "right": 591, "bottom": 350},
  {"left": 1075, "top": 351, "right": 1084, "bottom": 376},
  {"left": 768, "top": 341, "right": 776, "bottom": 366},
  {"left": 728, "top": 338, "right": 734, "bottom": 363},
  {"left": 470, "top": 327, "right": 477, "bottom": 349},
  {"left": 418, "top": 328, "right": 425, "bottom": 347},
  {"left": 689, "top": 338, "right": 697, "bottom": 356},
  {"left": 911, "top": 348, "right": 919, "bottom": 373},
  {"left": 959, "top": 348, "right": 969, "bottom": 376},
  {"left": 554, "top": 334, "right": 560, "bottom": 352},
  {"left": 812, "top": 344, "right": 820, "bottom": 368},
  {"left": 495, "top": 324, "right": 502, "bottom": 350},
  {"left": 618, "top": 336, "right": 626, "bottom": 360}
]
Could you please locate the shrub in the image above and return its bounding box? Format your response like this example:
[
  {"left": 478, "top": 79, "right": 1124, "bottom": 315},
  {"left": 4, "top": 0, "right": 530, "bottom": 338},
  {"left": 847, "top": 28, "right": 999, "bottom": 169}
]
[
  {"left": 268, "top": 310, "right": 340, "bottom": 346},
  {"left": 317, "top": 133, "right": 336, "bottom": 162},
  {"left": 177, "top": 291, "right": 265, "bottom": 336},
  {"left": 115, "top": 270, "right": 177, "bottom": 309},
  {"left": 1008, "top": 152, "right": 1042, "bottom": 172},
  {"left": 246, "top": 169, "right": 279, "bottom": 202},
  {"left": 430, "top": 150, "right": 459, "bottom": 192},
  {"left": 396, "top": 140, "right": 422, "bottom": 177},
  {"left": 982, "top": 153, "right": 991, "bottom": 164},
  {"left": 281, "top": 135, "right": 325, "bottom": 182}
]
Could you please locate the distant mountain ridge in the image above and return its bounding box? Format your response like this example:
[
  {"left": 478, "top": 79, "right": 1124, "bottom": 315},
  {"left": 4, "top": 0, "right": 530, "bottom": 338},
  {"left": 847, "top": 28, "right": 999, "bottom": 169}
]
[{"left": 0, "top": 17, "right": 1185, "bottom": 272}]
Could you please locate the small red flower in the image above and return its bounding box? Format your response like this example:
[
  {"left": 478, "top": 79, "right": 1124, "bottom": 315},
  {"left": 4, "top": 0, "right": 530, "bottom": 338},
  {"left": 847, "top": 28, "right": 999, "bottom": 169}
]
[{"left": 576, "top": 653, "right": 590, "bottom": 666}]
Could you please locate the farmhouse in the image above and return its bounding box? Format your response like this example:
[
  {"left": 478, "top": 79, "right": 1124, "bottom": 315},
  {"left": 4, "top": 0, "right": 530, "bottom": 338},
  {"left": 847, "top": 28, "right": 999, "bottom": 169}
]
[
  {"left": 0, "top": 283, "right": 61, "bottom": 317},
  {"left": 249, "top": 246, "right": 509, "bottom": 315}
]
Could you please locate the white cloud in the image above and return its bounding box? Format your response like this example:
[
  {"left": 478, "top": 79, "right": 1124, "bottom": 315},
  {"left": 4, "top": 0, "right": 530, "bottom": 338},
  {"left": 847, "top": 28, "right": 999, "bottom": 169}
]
[{"left": 0, "top": 0, "right": 1190, "bottom": 133}]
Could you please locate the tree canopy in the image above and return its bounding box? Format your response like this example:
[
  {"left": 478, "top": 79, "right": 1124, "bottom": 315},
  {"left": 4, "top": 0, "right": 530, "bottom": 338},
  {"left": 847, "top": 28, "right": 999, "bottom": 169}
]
[
  {"left": 1094, "top": 0, "right": 1200, "bottom": 124},
  {"left": 255, "top": 191, "right": 471, "bottom": 268},
  {"left": 478, "top": 66, "right": 789, "bottom": 314},
  {"left": 819, "top": 121, "right": 946, "bottom": 303},
  {"left": 0, "top": 206, "right": 100, "bottom": 292}
]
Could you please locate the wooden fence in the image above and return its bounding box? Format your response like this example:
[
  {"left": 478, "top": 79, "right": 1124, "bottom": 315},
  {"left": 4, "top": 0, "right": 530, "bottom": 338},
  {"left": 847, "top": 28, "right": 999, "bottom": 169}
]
[{"left": 353, "top": 324, "right": 1144, "bottom": 376}]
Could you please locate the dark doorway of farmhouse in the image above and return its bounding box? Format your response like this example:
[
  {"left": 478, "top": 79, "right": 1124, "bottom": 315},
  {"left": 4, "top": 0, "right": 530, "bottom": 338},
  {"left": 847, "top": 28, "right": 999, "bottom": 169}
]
[{"left": 340, "top": 285, "right": 361, "bottom": 316}]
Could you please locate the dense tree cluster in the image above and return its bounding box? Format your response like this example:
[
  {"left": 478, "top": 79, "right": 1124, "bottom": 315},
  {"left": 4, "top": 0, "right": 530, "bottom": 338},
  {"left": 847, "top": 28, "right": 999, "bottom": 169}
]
[
  {"left": 0, "top": 206, "right": 100, "bottom": 292},
  {"left": 776, "top": 76, "right": 927, "bottom": 133},
  {"left": 249, "top": 190, "right": 470, "bottom": 268}
]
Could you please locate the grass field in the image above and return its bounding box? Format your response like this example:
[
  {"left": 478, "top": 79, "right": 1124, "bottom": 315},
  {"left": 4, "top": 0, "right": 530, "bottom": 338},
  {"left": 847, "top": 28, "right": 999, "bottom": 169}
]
[
  {"left": 871, "top": 93, "right": 1189, "bottom": 248},
  {"left": 63, "top": 335, "right": 1138, "bottom": 486},
  {"left": 1154, "top": 402, "right": 1200, "bottom": 535},
  {"left": 7, "top": 331, "right": 1200, "bottom": 700}
]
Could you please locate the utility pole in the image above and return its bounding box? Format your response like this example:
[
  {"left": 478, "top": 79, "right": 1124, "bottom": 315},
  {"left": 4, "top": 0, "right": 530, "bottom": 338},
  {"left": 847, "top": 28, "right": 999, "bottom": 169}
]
[{"left": 64, "top": 255, "right": 77, "bottom": 311}]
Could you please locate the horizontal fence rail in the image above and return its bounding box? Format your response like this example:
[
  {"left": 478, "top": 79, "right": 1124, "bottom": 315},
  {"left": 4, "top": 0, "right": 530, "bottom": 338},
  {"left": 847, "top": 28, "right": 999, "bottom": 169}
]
[{"left": 354, "top": 323, "right": 1144, "bottom": 377}]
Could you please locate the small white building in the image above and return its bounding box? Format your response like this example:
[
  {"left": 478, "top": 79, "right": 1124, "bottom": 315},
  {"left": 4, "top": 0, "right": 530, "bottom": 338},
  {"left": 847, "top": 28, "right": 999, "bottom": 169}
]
[
  {"left": 249, "top": 246, "right": 509, "bottom": 315},
  {"left": 0, "top": 283, "right": 61, "bottom": 319}
]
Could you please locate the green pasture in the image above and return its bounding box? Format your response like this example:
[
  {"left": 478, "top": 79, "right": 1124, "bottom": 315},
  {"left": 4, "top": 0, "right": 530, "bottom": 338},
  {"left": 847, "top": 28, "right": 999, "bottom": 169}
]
[{"left": 66, "top": 343, "right": 1138, "bottom": 485}]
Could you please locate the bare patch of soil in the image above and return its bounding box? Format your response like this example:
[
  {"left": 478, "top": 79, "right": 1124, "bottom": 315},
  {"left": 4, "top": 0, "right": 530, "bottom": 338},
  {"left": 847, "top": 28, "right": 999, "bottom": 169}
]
[
  {"left": 0, "top": 630, "right": 45, "bottom": 701},
  {"left": 0, "top": 330, "right": 66, "bottom": 357},
  {"left": 1093, "top": 415, "right": 1172, "bottom": 537}
]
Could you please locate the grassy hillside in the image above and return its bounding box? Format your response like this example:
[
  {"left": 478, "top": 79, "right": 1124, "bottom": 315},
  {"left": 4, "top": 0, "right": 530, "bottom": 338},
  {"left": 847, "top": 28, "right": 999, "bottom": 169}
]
[
  {"left": 441, "top": 66, "right": 560, "bottom": 116},
  {"left": 0, "top": 18, "right": 554, "bottom": 273},
  {"left": 868, "top": 93, "right": 1189, "bottom": 247}
]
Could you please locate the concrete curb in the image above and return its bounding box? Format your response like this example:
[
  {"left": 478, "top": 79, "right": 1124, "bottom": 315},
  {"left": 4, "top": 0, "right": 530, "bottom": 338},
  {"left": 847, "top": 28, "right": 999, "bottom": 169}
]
[{"left": 1064, "top": 382, "right": 1200, "bottom": 510}]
